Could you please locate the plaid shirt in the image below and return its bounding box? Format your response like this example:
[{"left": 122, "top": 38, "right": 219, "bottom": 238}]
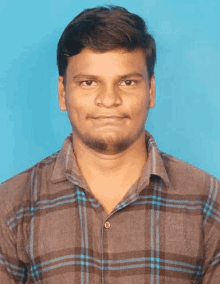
[{"left": 0, "top": 131, "right": 219, "bottom": 283}]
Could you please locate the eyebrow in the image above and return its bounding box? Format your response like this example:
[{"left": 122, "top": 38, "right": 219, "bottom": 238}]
[{"left": 72, "top": 72, "right": 144, "bottom": 80}]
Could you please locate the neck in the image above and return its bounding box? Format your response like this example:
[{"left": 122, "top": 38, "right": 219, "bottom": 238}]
[{"left": 72, "top": 131, "right": 148, "bottom": 183}]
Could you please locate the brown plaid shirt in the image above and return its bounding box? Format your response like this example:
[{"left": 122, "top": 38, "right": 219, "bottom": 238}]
[{"left": 0, "top": 131, "right": 219, "bottom": 283}]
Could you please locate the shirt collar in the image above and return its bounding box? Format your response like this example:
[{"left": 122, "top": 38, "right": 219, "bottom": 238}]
[
  {"left": 51, "top": 131, "right": 171, "bottom": 188},
  {"left": 143, "top": 131, "right": 171, "bottom": 187}
]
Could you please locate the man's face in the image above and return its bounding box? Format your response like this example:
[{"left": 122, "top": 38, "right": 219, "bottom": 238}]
[{"left": 58, "top": 48, "right": 155, "bottom": 155}]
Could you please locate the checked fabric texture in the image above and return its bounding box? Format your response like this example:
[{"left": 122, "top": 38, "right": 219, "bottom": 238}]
[{"left": 0, "top": 131, "right": 220, "bottom": 283}]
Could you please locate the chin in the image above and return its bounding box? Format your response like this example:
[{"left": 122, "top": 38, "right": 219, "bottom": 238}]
[{"left": 82, "top": 131, "right": 134, "bottom": 154}]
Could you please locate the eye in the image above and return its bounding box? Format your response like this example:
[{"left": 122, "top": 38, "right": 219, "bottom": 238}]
[
  {"left": 79, "top": 80, "right": 98, "bottom": 86},
  {"left": 120, "top": 80, "right": 136, "bottom": 86}
]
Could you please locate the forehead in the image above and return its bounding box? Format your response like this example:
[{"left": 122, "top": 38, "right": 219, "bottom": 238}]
[{"left": 66, "top": 48, "right": 148, "bottom": 77}]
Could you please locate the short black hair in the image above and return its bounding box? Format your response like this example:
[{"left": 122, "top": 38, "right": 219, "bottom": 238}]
[{"left": 57, "top": 5, "right": 156, "bottom": 80}]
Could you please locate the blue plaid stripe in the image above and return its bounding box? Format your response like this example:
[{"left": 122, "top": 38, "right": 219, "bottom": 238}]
[
  {"left": 76, "top": 187, "right": 86, "bottom": 283},
  {"left": 8, "top": 193, "right": 205, "bottom": 231},
  {"left": 7, "top": 192, "right": 99, "bottom": 230},
  {"left": 115, "top": 193, "right": 137, "bottom": 211},
  {"left": 27, "top": 255, "right": 202, "bottom": 275},
  {"left": 0, "top": 257, "right": 27, "bottom": 282},
  {"left": 156, "top": 179, "right": 163, "bottom": 284},
  {"left": 25, "top": 254, "right": 201, "bottom": 270},
  {"left": 210, "top": 252, "right": 220, "bottom": 267},
  {"left": 203, "top": 177, "right": 219, "bottom": 225},
  {"left": 149, "top": 179, "right": 163, "bottom": 284},
  {"left": 0, "top": 258, "right": 24, "bottom": 274},
  {"left": 29, "top": 167, "right": 41, "bottom": 283},
  {"left": 150, "top": 180, "right": 156, "bottom": 283}
]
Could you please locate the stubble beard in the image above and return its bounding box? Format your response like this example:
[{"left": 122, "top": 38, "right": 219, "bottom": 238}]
[{"left": 72, "top": 127, "right": 144, "bottom": 155}]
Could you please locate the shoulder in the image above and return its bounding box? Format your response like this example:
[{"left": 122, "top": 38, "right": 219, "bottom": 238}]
[
  {"left": 160, "top": 151, "right": 219, "bottom": 195},
  {"left": 0, "top": 151, "right": 60, "bottom": 210}
]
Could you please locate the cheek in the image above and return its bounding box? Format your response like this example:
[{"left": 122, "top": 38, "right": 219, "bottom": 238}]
[
  {"left": 66, "top": 91, "right": 80, "bottom": 111},
  {"left": 67, "top": 98, "right": 89, "bottom": 122},
  {"left": 130, "top": 96, "right": 149, "bottom": 116}
]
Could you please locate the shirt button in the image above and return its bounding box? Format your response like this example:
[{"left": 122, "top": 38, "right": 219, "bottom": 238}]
[{"left": 104, "top": 221, "right": 111, "bottom": 229}]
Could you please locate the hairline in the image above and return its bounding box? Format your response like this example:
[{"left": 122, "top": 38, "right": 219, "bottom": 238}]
[{"left": 62, "top": 47, "right": 153, "bottom": 86}]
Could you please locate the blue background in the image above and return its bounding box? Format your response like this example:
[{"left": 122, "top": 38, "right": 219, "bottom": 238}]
[{"left": 0, "top": 0, "right": 219, "bottom": 183}]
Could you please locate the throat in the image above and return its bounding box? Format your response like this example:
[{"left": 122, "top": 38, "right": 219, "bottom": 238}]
[{"left": 85, "top": 174, "right": 141, "bottom": 215}]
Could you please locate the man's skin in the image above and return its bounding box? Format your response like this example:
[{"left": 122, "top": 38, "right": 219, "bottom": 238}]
[{"left": 58, "top": 48, "right": 155, "bottom": 214}]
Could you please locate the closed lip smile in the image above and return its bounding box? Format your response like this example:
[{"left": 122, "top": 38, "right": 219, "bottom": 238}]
[
  {"left": 92, "top": 116, "right": 127, "bottom": 119},
  {"left": 91, "top": 116, "right": 128, "bottom": 126}
]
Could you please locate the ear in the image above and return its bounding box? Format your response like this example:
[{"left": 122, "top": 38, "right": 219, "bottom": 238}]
[
  {"left": 58, "top": 76, "right": 67, "bottom": 111},
  {"left": 149, "top": 75, "right": 156, "bottom": 108}
]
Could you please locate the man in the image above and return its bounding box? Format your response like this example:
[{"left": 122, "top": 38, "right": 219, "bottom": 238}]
[{"left": 0, "top": 5, "right": 219, "bottom": 283}]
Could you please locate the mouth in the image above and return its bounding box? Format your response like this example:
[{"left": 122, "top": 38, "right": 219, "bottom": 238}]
[
  {"left": 92, "top": 117, "right": 127, "bottom": 122},
  {"left": 91, "top": 116, "right": 127, "bottom": 126},
  {"left": 92, "top": 115, "right": 128, "bottom": 119}
]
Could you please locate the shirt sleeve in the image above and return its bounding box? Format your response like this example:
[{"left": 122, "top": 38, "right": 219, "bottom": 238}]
[
  {"left": 0, "top": 198, "right": 28, "bottom": 283},
  {"left": 201, "top": 178, "right": 220, "bottom": 283}
]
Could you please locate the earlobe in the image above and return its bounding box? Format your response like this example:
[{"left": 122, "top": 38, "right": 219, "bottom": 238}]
[
  {"left": 58, "top": 76, "right": 67, "bottom": 111},
  {"left": 149, "top": 75, "right": 156, "bottom": 108}
]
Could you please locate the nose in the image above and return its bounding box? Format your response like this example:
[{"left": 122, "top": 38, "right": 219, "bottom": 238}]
[{"left": 95, "top": 85, "right": 122, "bottom": 108}]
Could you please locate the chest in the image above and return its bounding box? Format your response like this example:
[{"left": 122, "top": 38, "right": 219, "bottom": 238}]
[
  {"left": 22, "top": 187, "right": 204, "bottom": 283},
  {"left": 88, "top": 184, "right": 133, "bottom": 214}
]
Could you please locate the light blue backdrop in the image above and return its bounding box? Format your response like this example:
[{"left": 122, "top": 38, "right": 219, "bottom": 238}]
[{"left": 0, "top": 0, "right": 219, "bottom": 183}]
